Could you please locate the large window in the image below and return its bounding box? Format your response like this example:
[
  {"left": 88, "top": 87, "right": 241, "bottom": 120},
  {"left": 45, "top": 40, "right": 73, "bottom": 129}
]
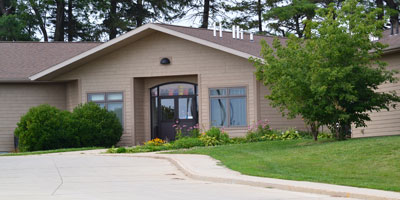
[
  {"left": 209, "top": 87, "right": 247, "bottom": 127},
  {"left": 88, "top": 92, "right": 123, "bottom": 125}
]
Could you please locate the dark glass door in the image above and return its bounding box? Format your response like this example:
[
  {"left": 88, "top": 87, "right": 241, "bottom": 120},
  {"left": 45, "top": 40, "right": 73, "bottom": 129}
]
[
  {"left": 159, "top": 98, "right": 176, "bottom": 141},
  {"left": 157, "top": 96, "right": 197, "bottom": 141},
  {"left": 150, "top": 82, "right": 198, "bottom": 141}
]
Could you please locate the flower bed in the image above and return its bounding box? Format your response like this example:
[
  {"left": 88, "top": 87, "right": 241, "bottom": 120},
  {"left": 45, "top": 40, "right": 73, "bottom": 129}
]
[{"left": 107, "top": 120, "right": 333, "bottom": 154}]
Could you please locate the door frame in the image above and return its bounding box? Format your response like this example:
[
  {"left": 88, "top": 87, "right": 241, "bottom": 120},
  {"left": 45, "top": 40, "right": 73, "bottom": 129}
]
[{"left": 150, "top": 82, "right": 198, "bottom": 140}]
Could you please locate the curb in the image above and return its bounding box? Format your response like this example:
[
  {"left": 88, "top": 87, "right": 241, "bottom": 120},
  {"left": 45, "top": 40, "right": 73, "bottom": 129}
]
[{"left": 100, "top": 153, "right": 400, "bottom": 200}]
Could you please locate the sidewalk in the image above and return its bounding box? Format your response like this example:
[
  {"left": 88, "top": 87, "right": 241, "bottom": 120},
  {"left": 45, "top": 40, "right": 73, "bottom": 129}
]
[{"left": 95, "top": 151, "right": 400, "bottom": 200}]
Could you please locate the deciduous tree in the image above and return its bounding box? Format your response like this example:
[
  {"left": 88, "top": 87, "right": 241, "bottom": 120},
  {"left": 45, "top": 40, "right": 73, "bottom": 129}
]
[{"left": 251, "top": 0, "right": 400, "bottom": 140}]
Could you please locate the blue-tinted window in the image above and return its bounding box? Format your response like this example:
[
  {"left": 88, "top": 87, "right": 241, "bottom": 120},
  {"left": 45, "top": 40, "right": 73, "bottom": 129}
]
[
  {"left": 211, "top": 98, "right": 227, "bottom": 127},
  {"left": 209, "top": 87, "right": 246, "bottom": 127},
  {"left": 229, "top": 98, "right": 246, "bottom": 126}
]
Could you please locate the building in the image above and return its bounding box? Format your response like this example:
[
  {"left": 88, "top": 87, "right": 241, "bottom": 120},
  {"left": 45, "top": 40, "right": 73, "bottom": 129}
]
[{"left": 0, "top": 23, "right": 398, "bottom": 152}]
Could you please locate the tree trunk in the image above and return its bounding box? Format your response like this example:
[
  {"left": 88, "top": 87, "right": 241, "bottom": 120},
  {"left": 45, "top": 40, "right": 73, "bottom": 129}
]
[
  {"left": 257, "top": 0, "right": 262, "bottom": 32},
  {"left": 67, "top": 0, "right": 73, "bottom": 41},
  {"left": 295, "top": 15, "right": 303, "bottom": 38},
  {"left": 334, "top": 121, "right": 351, "bottom": 140},
  {"left": 200, "top": 0, "right": 210, "bottom": 28},
  {"left": 136, "top": 0, "right": 143, "bottom": 27},
  {"left": 29, "top": 0, "right": 48, "bottom": 42},
  {"left": 0, "top": 0, "right": 14, "bottom": 15},
  {"left": 310, "top": 122, "right": 319, "bottom": 141},
  {"left": 376, "top": 0, "right": 384, "bottom": 21},
  {"left": 109, "top": 0, "right": 117, "bottom": 40},
  {"left": 54, "top": 0, "right": 65, "bottom": 41},
  {"left": 385, "top": 0, "right": 399, "bottom": 33},
  {"left": 0, "top": 0, "right": 7, "bottom": 15}
]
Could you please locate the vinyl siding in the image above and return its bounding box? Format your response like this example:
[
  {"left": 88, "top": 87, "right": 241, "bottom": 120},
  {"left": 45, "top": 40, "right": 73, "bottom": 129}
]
[
  {"left": 0, "top": 83, "right": 66, "bottom": 152},
  {"left": 352, "top": 53, "right": 400, "bottom": 138},
  {"left": 66, "top": 80, "right": 79, "bottom": 111},
  {"left": 257, "top": 81, "right": 307, "bottom": 131},
  {"left": 53, "top": 32, "right": 258, "bottom": 145},
  {"left": 133, "top": 78, "right": 145, "bottom": 145}
]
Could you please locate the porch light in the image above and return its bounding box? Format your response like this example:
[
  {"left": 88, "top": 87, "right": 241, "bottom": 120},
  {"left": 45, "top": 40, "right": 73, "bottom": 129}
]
[{"left": 160, "top": 58, "right": 170, "bottom": 65}]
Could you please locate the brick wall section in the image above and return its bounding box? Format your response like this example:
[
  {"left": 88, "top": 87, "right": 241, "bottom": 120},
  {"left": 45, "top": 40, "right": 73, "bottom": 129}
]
[
  {"left": 53, "top": 32, "right": 306, "bottom": 145},
  {"left": 0, "top": 83, "right": 66, "bottom": 151}
]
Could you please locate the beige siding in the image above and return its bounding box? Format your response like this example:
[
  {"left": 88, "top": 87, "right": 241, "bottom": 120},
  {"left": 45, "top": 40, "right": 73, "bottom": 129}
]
[
  {"left": 257, "top": 82, "right": 307, "bottom": 131},
  {"left": 133, "top": 78, "right": 145, "bottom": 144},
  {"left": 66, "top": 80, "right": 79, "bottom": 111},
  {"left": 353, "top": 53, "right": 400, "bottom": 138},
  {"left": 53, "top": 32, "right": 257, "bottom": 145},
  {"left": 0, "top": 83, "right": 66, "bottom": 152}
]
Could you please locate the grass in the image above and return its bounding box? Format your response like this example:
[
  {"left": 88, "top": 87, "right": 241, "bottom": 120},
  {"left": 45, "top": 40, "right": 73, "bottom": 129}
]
[
  {"left": 0, "top": 147, "right": 103, "bottom": 156},
  {"left": 170, "top": 136, "right": 400, "bottom": 192}
]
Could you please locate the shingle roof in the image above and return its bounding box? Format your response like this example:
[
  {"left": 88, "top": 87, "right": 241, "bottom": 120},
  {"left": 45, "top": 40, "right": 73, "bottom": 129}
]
[
  {"left": 0, "top": 42, "right": 101, "bottom": 81},
  {"left": 379, "top": 29, "right": 400, "bottom": 52},
  {"left": 4, "top": 24, "right": 398, "bottom": 81},
  {"left": 156, "top": 24, "right": 284, "bottom": 58}
]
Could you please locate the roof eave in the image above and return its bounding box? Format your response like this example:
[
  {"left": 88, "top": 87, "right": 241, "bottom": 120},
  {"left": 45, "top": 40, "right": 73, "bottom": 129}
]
[
  {"left": 382, "top": 46, "right": 400, "bottom": 55},
  {"left": 29, "top": 23, "right": 259, "bottom": 81},
  {"left": 0, "top": 79, "right": 32, "bottom": 83}
]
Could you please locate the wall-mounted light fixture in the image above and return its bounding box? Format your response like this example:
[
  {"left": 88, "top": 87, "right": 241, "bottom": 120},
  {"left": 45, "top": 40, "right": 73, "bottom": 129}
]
[{"left": 160, "top": 57, "right": 171, "bottom": 65}]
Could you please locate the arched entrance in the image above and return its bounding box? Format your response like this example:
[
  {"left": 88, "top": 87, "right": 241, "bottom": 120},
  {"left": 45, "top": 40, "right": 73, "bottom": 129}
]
[{"left": 150, "top": 82, "right": 198, "bottom": 141}]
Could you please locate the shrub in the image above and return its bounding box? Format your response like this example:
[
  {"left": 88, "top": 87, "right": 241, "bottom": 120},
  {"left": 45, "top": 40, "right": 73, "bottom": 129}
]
[
  {"left": 14, "top": 104, "right": 77, "bottom": 152},
  {"left": 116, "top": 147, "right": 127, "bottom": 153},
  {"left": 261, "top": 133, "right": 281, "bottom": 141},
  {"left": 246, "top": 131, "right": 266, "bottom": 142},
  {"left": 281, "top": 128, "right": 302, "bottom": 140},
  {"left": 246, "top": 120, "right": 273, "bottom": 142},
  {"left": 204, "top": 127, "right": 230, "bottom": 144},
  {"left": 199, "top": 135, "right": 221, "bottom": 146},
  {"left": 188, "top": 124, "right": 200, "bottom": 138},
  {"left": 173, "top": 137, "right": 204, "bottom": 149},
  {"left": 230, "top": 137, "right": 247, "bottom": 144},
  {"left": 70, "top": 102, "right": 123, "bottom": 147},
  {"left": 318, "top": 132, "right": 334, "bottom": 139}
]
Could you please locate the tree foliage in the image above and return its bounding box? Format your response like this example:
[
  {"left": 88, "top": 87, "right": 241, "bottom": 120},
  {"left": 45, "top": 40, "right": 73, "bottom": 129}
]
[
  {"left": 1, "top": 0, "right": 399, "bottom": 41},
  {"left": 251, "top": 0, "right": 400, "bottom": 140},
  {"left": 222, "top": 0, "right": 273, "bottom": 33}
]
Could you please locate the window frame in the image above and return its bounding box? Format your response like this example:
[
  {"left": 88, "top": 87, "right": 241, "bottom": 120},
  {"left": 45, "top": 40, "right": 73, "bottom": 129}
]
[
  {"left": 209, "top": 87, "right": 247, "bottom": 128},
  {"left": 87, "top": 92, "right": 124, "bottom": 126}
]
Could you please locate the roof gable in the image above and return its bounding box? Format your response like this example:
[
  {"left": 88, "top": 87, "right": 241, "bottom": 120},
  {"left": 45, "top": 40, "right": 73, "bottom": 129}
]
[{"left": 29, "top": 24, "right": 279, "bottom": 81}]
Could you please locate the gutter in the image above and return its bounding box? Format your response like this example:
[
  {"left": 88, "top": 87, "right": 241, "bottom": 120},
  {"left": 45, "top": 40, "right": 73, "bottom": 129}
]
[
  {"left": 383, "top": 46, "right": 400, "bottom": 55},
  {"left": 0, "top": 80, "right": 57, "bottom": 83}
]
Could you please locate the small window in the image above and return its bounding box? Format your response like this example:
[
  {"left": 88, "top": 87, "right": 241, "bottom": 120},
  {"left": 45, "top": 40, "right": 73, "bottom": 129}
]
[
  {"left": 210, "top": 88, "right": 227, "bottom": 96},
  {"left": 209, "top": 87, "right": 246, "bottom": 127},
  {"left": 88, "top": 92, "right": 124, "bottom": 125},
  {"left": 88, "top": 93, "right": 105, "bottom": 102},
  {"left": 107, "top": 93, "right": 123, "bottom": 101}
]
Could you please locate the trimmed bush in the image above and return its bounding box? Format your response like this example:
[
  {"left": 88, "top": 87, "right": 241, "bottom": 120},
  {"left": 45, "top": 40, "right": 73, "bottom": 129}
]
[
  {"left": 70, "top": 102, "right": 123, "bottom": 147},
  {"left": 14, "top": 104, "right": 77, "bottom": 152},
  {"left": 173, "top": 137, "right": 204, "bottom": 149},
  {"left": 15, "top": 102, "right": 123, "bottom": 152},
  {"left": 199, "top": 127, "right": 230, "bottom": 146}
]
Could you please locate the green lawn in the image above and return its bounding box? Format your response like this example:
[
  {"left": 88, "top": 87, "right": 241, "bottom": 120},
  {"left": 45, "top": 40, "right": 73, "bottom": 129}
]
[
  {"left": 171, "top": 136, "right": 400, "bottom": 192},
  {"left": 0, "top": 147, "right": 102, "bottom": 156}
]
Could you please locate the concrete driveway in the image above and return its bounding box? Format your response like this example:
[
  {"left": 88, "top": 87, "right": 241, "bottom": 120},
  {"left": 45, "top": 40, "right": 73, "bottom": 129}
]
[{"left": 0, "top": 153, "right": 356, "bottom": 200}]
